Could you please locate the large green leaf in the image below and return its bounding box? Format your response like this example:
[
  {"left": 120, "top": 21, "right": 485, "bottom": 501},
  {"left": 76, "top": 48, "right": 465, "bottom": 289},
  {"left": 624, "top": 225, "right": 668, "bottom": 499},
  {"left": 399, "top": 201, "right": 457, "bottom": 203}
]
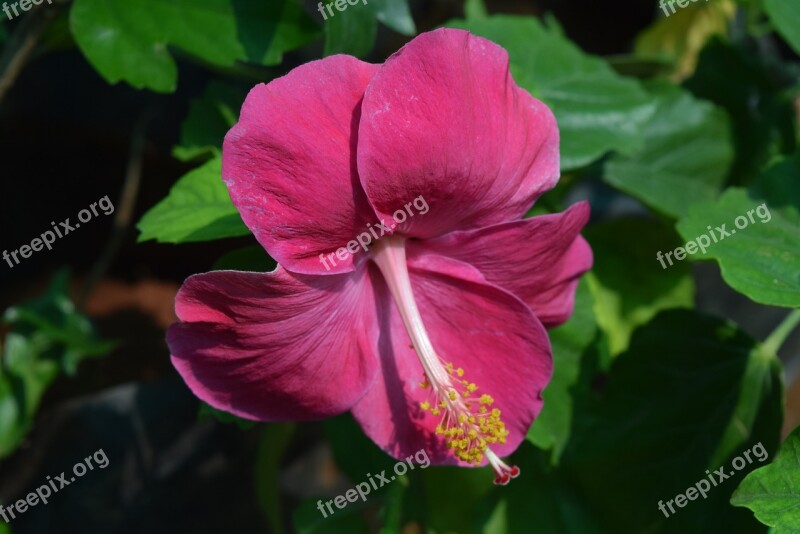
[
  {"left": 584, "top": 218, "right": 694, "bottom": 355},
  {"left": 764, "top": 0, "right": 800, "bottom": 54},
  {"left": 527, "top": 280, "right": 598, "bottom": 462},
  {"left": 477, "top": 443, "right": 604, "bottom": 533},
  {"left": 416, "top": 465, "right": 494, "bottom": 532},
  {"left": 70, "top": 0, "right": 320, "bottom": 93},
  {"left": 732, "top": 424, "right": 800, "bottom": 532},
  {"left": 564, "top": 310, "right": 783, "bottom": 532},
  {"left": 447, "top": 15, "right": 656, "bottom": 170},
  {"left": 676, "top": 154, "right": 800, "bottom": 308},
  {"left": 137, "top": 156, "right": 250, "bottom": 243},
  {"left": 173, "top": 81, "right": 246, "bottom": 162},
  {"left": 604, "top": 81, "right": 733, "bottom": 218}
]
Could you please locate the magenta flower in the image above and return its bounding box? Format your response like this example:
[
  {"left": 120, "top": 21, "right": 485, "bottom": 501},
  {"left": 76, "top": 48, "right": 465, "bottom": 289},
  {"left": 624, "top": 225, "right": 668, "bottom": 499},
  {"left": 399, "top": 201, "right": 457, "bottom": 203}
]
[{"left": 167, "top": 28, "right": 592, "bottom": 484}]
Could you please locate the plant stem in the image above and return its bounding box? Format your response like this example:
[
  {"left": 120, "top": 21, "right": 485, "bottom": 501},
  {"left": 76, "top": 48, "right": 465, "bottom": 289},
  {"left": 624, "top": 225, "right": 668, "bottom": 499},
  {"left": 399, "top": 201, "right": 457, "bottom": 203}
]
[{"left": 764, "top": 309, "right": 800, "bottom": 355}]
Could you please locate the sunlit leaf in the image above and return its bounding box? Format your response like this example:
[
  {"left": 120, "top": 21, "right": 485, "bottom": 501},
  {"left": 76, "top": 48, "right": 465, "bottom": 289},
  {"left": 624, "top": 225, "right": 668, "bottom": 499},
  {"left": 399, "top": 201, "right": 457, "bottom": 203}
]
[
  {"left": 732, "top": 424, "right": 800, "bottom": 532},
  {"left": 70, "top": 0, "right": 320, "bottom": 92},
  {"left": 137, "top": 157, "right": 250, "bottom": 244},
  {"left": 676, "top": 154, "right": 800, "bottom": 308},
  {"left": 604, "top": 81, "right": 733, "bottom": 218}
]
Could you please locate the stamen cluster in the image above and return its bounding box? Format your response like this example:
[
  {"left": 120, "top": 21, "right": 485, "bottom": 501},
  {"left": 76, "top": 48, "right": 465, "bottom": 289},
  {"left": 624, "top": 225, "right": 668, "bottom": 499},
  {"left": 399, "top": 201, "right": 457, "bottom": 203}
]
[{"left": 419, "top": 362, "right": 509, "bottom": 465}]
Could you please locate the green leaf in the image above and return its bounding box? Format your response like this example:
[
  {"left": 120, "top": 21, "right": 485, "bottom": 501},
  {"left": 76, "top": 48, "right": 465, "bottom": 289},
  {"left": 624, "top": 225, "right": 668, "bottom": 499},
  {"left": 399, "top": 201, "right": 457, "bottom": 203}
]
[
  {"left": 371, "top": 0, "right": 415, "bottom": 36},
  {"left": 377, "top": 478, "right": 406, "bottom": 534},
  {"left": 732, "top": 424, "right": 800, "bottom": 532},
  {"left": 173, "top": 81, "right": 246, "bottom": 162},
  {"left": 320, "top": 414, "right": 417, "bottom": 532},
  {"left": 322, "top": 0, "right": 415, "bottom": 57},
  {"left": 417, "top": 465, "right": 494, "bottom": 532},
  {"left": 0, "top": 270, "right": 113, "bottom": 458},
  {"left": 604, "top": 81, "right": 734, "bottom": 218},
  {"left": 464, "top": 0, "right": 488, "bottom": 19},
  {"left": 477, "top": 442, "right": 604, "bottom": 533},
  {"left": 137, "top": 156, "right": 250, "bottom": 244},
  {"left": 3, "top": 270, "right": 116, "bottom": 375},
  {"left": 564, "top": 309, "right": 783, "bottom": 532},
  {"left": 764, "top": 0, "right": 800, "bottom": 54},
  {"left": 676, "top": 154, "right": 800, "bottom": 308},
  {"left": 323, "top": 2, "right": 377, "bottom": 57},
  {"left": 323, "top": 414, "right": 395, "bottom": 482},
  {"left": 685, "top": 39, "right": 797, "bottom": 186},
  {"left": 584, "top": 218, "right": 694, "bottom": 355},
  {"left": 69, "top": 0, "right": 320, "bottom": 93},
  {"left": 447, "top": 15, "right": 656, "bottom": 170},
  {"left": 0, "top": 334, "right": 60, "bottom": 457},
  {"left": 527, "top": 279, "right": 597, "bottom": 462}
]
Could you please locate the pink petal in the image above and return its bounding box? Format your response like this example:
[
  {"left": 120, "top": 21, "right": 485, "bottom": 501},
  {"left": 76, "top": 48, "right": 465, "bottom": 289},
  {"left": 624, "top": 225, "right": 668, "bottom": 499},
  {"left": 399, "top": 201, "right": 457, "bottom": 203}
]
[
  {"left": 357, "top": 28, "right": 560, "bottom": 238},
  {"left": 419, "top": 202, "right": 593, "bottom": 327},
  {"left": 168, "top": 268, "right": 379, "bottom": 421},
  {"left": 351, "top": 253, "right": 552, "bottom": 465},
  {"left": 223, "top": 56, "right": 380, "bottom": 275}
]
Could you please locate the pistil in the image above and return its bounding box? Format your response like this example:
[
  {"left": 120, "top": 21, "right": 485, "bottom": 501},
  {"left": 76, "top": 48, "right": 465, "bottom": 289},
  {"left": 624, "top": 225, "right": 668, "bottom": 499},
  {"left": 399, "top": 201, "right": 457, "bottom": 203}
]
[{"left": 370, "top": 236, "right": 518, "bottom": 483}]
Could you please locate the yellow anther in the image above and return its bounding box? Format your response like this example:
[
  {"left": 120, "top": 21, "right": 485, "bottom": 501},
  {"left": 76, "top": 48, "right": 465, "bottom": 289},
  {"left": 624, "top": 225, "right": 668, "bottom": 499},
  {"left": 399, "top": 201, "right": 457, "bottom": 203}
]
[{"left": 419, "top": 364, "right": 509, "bottom": 466}]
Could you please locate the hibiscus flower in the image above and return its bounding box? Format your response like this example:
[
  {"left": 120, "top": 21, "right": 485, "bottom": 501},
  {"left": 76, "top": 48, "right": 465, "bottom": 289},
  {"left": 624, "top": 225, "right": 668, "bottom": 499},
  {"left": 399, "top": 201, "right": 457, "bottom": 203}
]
[{"left": 167, "top": 28, "right": 592, "bottom": 485}]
